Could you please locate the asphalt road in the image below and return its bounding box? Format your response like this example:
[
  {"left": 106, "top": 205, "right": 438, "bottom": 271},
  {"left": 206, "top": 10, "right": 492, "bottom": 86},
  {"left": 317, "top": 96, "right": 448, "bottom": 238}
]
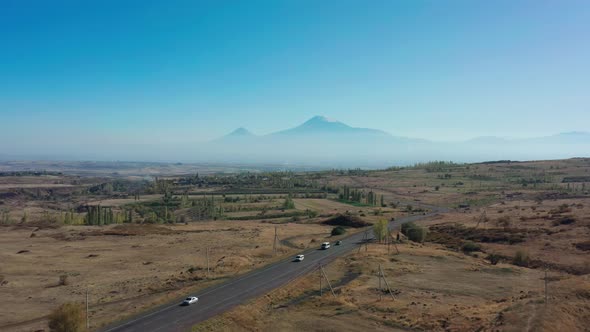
[{"left": 102, "top": 209, "right": 444, "bottom": 332}]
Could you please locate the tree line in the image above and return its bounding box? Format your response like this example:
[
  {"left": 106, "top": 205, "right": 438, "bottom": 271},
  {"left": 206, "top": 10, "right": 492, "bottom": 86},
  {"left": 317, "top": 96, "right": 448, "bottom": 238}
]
[{"left": 338, "top": 186, "right": 385, "bottom": 207}]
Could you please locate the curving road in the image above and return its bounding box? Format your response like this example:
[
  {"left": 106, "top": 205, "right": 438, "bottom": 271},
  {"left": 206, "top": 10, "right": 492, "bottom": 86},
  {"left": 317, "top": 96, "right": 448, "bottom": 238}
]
[{"left": 102, "top": 209, "right": 444, "bottom": 332}]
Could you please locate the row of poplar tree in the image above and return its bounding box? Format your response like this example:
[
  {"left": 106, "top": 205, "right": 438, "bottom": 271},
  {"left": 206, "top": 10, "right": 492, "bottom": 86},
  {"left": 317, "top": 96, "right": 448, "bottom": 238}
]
[
  {"left": 84, "top": 205, "right": 131, "bottom": 225},
  {"left": 338, "top": 185, "right": 385, "bottom": 207}
]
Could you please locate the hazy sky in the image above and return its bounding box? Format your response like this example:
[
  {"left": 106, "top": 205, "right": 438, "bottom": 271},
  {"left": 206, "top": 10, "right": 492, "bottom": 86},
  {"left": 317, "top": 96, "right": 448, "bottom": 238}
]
[{"left": 1, "top": 0, "right": 589, "bottom": 156}]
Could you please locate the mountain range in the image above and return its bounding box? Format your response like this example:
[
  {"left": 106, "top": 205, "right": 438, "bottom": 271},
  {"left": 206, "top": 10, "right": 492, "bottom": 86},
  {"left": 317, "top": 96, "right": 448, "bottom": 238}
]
[{"left": 197, "top": 116, "right": 590, "bottom": 167}]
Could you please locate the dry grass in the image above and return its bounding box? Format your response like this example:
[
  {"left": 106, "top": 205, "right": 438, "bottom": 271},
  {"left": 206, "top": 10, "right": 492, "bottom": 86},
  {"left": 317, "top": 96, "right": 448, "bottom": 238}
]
[
  {"left": 426, "top": 198, "right": 590, "bottom": 275},
  {"left": 194, "top": 243, "right": 590, "bottom": 332},
  {"left": 0, "top": 221, "right": 334, "bottom": 331}
]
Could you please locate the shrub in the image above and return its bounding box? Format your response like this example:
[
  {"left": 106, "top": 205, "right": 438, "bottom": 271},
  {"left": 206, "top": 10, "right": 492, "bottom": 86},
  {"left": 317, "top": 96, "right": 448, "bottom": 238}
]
[
  {"left": 552, "top": 216, "right": 575, "bottom": 226},
  {"left": 486, "top": 253, "right": 501, "bottom": 265},
  {"left": 461, "top": 241, "right": 482, "bottom": 253},
  {"left": 48, "top": 302, "right": 85, "bottom": 332},
  {"left": 401, "top": 222, "right": 427, "bottom": 243},
  {"left": 282, "top": 196, "right": 295, "bottom": 209},
  {"left": 400, "top": 222, "right": 412, "bottom": 234},
  {"left": 331, "top": 226, "right": 346, "bottom": 236},
  {"left": 496, "top": 216, "right": 511, "bottom": 228},
  {"left": 557, "top": 204, "right": 570, "bottom": 213},
  {"left": 58, "top": 275, "right": 69, "bottom": 286},
  {"left": 574, "top": 241, "right": 590, "bottom": 251},
  {"left": 323, "top": 214, "right": 370, "bottom": 228},
  {"left": 513, "top": 250, "right": 530, "bottom": 267}
]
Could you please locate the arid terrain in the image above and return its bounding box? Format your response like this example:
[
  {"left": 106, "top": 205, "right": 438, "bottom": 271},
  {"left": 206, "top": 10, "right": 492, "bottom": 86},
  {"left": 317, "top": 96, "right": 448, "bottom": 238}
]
[
  {"left": 0, "top": 158, "right": 589, "bottom": 331},
  {"left": 196, "top": 242, "right": 589, "bottom": 332}
]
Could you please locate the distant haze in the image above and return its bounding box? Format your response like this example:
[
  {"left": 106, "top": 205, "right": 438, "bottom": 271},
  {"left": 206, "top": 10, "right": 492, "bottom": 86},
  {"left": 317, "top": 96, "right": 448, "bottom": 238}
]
[{"left": 2, "top": 116, "right": 588, "bottom": 168}]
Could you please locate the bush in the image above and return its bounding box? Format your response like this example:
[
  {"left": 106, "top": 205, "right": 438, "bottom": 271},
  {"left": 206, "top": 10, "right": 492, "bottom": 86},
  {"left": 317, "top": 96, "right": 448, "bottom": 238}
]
[
  {"left": 552, "top": 216, "right": 575, "bottom": 226},
  {"left": 461, "top": 241, "right": 482, "bottom": 253},
  {"left": 557, "top": 204, "right": 570, "bottom": 213},
  {"left": 48, "top": 302, "right": 85, "bottom": 332},
  {"left": 496, "top": 216, "right": 511, "bottom": 228},
  {"left": 513, "top": 250, "right": 530, "bottom": 267},
  {"left": 331, "top": 226, "right": 346, "bottom": 236},
  {"left": 323, "top": 214, "right": 370, "bottom": 228},
  {"left": 486, "top": 253, "right": 501, "bottom": 265},
  {"left": 58, "top": 275, "right": 69, "bottom": 286},
  {"left": 400, "top": 222, "right": 412, "bottom": 234},
  {"left": 401, "top": 222, "right": 427, "bottom": 243}
]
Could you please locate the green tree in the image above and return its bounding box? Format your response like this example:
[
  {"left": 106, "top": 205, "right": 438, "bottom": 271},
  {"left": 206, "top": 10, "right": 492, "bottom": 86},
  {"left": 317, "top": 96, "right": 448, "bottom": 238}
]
[
  {"left": 331, "top": 226, "right": 346, "bottom": 236},
  {"left": 513, "top": 250, "right": 530, "bottom": 267},
  {"left": 283, "top": 194, "right": 295, "bottom": 209},
  {"left": 103, "top": 183, "right": 113, "bottom": 195},
  {"left": 373, "top": 219, "right": 389, "bottom": 243},
  {"left": 1, "top": 210, "right": 10, "bottom": 224}
]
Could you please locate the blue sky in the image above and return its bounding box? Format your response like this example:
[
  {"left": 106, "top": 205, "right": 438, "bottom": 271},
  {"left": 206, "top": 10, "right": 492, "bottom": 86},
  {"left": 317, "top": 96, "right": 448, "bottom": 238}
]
[{"left": 1, "top": 0, "right": 589, "bottom": 158}]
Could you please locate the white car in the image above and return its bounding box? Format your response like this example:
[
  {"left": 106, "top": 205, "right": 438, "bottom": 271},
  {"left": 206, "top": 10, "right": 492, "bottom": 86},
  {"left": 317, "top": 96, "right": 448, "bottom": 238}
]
[
  {"left": 321, "top": 242, "right": 331, "bottom": 250},
  {"left": 294, "top": 254, "right": 305, "bottom": 262},
  {"left": 182, "top": 296, "right": 198, "bottom": 306}
]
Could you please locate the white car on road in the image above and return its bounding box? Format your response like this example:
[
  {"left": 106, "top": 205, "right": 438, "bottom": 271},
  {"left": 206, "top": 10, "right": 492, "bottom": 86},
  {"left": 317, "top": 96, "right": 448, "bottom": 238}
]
[
  {"left": 321, "top": 242, "right": 331, "bottom": 250},
  {"left": 182, "top": 296, "right": 198, "bottom": 306},
  {"left": 294, "top": 254, "right": 305, "bottom": 262}
]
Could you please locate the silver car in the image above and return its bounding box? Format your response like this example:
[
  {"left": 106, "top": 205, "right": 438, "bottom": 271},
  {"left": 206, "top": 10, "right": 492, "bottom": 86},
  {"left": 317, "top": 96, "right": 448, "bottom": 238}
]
[{"left": 182, "top": 296, "right": 198, "bottom": 306}]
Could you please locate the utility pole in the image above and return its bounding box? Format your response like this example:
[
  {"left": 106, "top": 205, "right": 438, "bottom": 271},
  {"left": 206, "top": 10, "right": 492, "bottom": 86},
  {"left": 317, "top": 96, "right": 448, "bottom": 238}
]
[
  {"left": 379, "top": 265, "right": 396, "bottom": 300},
  {"left": 320, "top": 265, "right": 336, "bottom": 298},
  {"left": 378, "top": 264, "right": 383, "bottom": 301},
  {"left": 319, "top": 263, "right": 322, "bottom": 297},
  {"left": 389, "top": 232, "right": 400, "bottom": 254},
  {"left": 358, "top": 230, "right": 369, "bottom": 253},
  {"left": 206, "top": 247, "right": 210, "bottom": 279},
  {"left": 544, "top": 270, "right": 548, "bottom": 304},
  {"left": 86, "top": 288, "right": 89, "bottom": 330},
  {"left": 273, "top": 226, "right": 280, "bottom": 256}
]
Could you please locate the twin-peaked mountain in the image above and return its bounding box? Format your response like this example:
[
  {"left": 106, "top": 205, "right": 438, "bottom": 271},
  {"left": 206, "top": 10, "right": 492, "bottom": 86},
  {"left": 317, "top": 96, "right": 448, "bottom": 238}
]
[
  {"left": 201, "top": 116, "right": 590, "bottom": 167},
  {"left": 216, "top": 116, "right": 426, "bottom": 143}
]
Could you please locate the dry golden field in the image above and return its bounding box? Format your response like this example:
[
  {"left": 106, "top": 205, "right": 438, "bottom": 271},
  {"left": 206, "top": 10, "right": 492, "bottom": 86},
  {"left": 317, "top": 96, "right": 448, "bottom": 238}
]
[
  {"left": 0, "top": 221, "right": 335, "bottom": 331},
  {"left": 193, "top": 243, "right": 589, "bottom": 332},
  {"left": 1, "top": 158, "right": 589, "bottom": 331}
]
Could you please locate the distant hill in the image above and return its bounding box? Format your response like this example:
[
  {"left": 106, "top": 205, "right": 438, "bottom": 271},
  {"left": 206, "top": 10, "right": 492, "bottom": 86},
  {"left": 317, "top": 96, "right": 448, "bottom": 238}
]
[
  {"left": 529, "top": 131, "right": 590, "bottom": 144},
  {"left": 227, "top": 127, "right": 255, "bottom": 137},
  {"left": 199, "top": 116, "right": 589, "bottom": 167},
  {"left": 270, "top": 115, "right": 390, "bottom": 137}
]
